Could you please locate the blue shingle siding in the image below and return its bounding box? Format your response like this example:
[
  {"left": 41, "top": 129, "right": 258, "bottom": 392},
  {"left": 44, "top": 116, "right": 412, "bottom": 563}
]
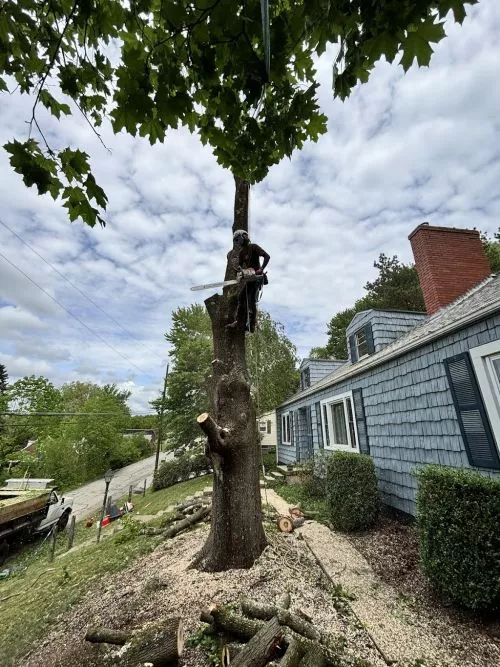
[{"left": 276, "top": 311, "right": 500, "bottom": 515}]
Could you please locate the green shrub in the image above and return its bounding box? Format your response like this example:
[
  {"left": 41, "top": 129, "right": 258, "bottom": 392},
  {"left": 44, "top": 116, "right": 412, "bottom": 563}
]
[
  {"left": 417, "top": 466, "right": 500, "bottom": 611},
  {"left": 300, "top": 451, "right": 329, "bottom": 498},
  {"left": 326, "top": 452, "right": 379, "bottom": 531},
  {"left": 153, "top": 451, "right": 211, "bottom": 490},
  {"left": 262, "top": 447, "right": 276, "bottom": 471}
]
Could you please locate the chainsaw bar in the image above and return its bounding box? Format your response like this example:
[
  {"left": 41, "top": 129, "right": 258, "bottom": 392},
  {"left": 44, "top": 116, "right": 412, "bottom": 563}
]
[{"left": 190, "top": 279, "right": 239, "bottom": 292}]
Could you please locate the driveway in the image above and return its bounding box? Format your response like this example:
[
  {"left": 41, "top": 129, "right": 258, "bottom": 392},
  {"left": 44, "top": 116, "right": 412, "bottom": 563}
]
[{"left": 66, "top": 453, "right": 172, "bottom": 520}]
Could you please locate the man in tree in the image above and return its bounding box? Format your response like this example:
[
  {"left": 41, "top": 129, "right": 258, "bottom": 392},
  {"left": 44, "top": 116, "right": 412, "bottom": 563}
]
[{"left": 227, "top": 229, "right": 270, "bottom": 333}]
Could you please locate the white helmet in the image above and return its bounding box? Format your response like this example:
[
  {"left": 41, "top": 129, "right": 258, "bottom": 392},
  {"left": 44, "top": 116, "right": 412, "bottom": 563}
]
[{"left": 233, "top": 229, "right": 249, "bottom": 241}]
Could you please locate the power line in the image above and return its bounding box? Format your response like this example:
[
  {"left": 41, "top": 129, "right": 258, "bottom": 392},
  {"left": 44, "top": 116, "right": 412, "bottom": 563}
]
[
  {"left": 0, "top": 250, "right": 150, "bottom": 376},
  {"left": 0, "top": 218, "right": 163, "bottom": 362}
]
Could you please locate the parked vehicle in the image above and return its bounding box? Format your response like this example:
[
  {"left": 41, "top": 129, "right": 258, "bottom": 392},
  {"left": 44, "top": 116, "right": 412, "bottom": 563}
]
[{"left": 0, "top": 478, "right": 73, "bottom": 563}]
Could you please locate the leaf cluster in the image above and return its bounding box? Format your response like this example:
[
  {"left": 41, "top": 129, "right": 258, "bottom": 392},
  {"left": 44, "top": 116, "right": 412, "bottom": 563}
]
[{"left": 0, "top": 0, "right": 476, "bottom": 226}]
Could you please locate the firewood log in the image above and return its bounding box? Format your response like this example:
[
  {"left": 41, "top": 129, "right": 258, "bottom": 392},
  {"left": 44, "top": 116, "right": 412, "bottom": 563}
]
[
  {"left": 240, "top": 599, "right": 320, "bottom": 642},
  {"left": 292, "top": 517, "right": 305, "bottom": 529},
  {"left": 201, "top": 606, "right": 264, "bottom": 641},
  {"left": 119, "top": 617, "right": 184, "bottom": 666},
  {"left": 162, "top": 505, "right": 211, "bottom": 539},
  {"left": 298, "top": 644, "right": 326, "bottom": 666},
  {"left": 277, "top": 516, "right": 294, "bottom": 533},
  {"left": 231, "top": 617, "right": 283, "bottom": 667},
  {"left": 280, "top": 635, "right": 304, "bottom": 667},
  {"left": 85, "top": 627, "right": 130, "bottom": 645}
]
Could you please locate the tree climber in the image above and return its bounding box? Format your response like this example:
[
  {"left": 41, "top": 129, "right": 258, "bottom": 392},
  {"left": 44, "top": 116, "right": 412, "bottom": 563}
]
[{"left": 227, "top": 229, "right": 270, "bottom": 333}]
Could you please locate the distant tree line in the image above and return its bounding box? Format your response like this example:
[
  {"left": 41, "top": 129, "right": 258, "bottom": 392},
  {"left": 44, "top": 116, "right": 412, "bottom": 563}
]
[{"left": 0, "top": 373, "right": 152, "bottom": 489}]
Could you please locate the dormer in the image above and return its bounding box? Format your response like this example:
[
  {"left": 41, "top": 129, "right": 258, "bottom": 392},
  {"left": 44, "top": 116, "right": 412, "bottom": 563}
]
[
  {"left": 346, "top": 309, "right": 427, "bottom": 363},
  {"left": 299, "top": 358, "right": 347, "bottom": 390}
]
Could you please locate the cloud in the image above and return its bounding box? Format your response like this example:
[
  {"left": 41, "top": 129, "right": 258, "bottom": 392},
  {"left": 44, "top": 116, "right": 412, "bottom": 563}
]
[{"left": 0, "top": 0, "right": 499, "bottom": 413}]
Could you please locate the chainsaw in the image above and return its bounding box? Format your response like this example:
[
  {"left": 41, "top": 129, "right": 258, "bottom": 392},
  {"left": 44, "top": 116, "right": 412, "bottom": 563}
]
[{"left": 191, "top": 268, "right": 267, "bottom": 292}]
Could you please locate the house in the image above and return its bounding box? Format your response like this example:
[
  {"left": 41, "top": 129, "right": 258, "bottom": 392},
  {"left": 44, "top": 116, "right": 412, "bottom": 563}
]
[
  {"left": 257, "top": 410, "right": 277, "bottom": 451},
  {"left": 276, "top": 223, "right": 500, "bottom": 515}
]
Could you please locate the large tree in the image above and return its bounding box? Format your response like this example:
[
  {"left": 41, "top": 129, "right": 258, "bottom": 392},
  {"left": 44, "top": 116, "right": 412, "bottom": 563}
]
[
  {"left": 1, "top": 0, "right": 476, "bottom": 569},
  {"left": 162, "top": 305, "right": 298, "bottom": 450}
]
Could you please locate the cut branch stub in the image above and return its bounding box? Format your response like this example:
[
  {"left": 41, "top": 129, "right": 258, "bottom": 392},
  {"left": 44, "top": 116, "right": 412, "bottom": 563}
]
[
  {"left": 197, "top": 412, "right": 228, "bottom": 452},
  {"left": 85, "top": 627, "right": 131, "bottom": 645}
]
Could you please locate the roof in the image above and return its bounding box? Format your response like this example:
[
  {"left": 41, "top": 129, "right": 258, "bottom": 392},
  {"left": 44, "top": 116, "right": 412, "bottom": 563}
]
[
  {"left": 280, "top": 274, "right": 500, "bottom": 408},
  {"left": 299, "top": 358, "right": 347, "bottom": 369}
]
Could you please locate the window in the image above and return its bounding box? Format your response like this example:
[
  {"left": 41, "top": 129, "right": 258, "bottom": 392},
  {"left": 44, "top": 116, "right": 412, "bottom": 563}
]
[
  {"left": 281, "top": 412, "right": 291, "bottom": 445},
  {"left": 320, "top": 392, "right": 359, "bottom": 452},
  {"left": 301, "top": 367, "right": 311, "bottom": 390},
  {"left": 267, "top": 420, "right": 272, "bottom": 434},
  {"left": 470, "top": 340, "right": 500, "bottom": 450},
  {"left": 259, "top": 422, "right": 267, "bottom": 434},
  {"left": 355, "top": 329, "right": 369, "bottom": 360}
]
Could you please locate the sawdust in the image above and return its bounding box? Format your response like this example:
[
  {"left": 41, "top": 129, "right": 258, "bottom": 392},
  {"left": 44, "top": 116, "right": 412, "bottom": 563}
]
[{"left": 20, "top": 525, "right": 386, "bottom": 667}]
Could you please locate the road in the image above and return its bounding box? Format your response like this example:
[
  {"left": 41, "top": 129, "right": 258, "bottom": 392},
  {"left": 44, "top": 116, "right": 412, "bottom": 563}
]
[{"left": 66, "top": 453, "right": 171, "bottom": 520}]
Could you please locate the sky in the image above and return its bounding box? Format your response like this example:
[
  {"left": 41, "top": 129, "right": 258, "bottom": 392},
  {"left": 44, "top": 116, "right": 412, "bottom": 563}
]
[{"left": 1, "top": 1, "right": 500, "bottom": 414}]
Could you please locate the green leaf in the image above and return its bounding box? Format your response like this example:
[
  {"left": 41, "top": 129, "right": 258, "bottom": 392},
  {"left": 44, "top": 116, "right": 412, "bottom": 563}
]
[
  {"left": 437, "top": 0, "right": 473, "bottom": 24},
  {"left": 84, "top": 173, "right": 108, "bottom": 208},
  {"left": 0, "top": 78, "right": 8, "bottom": 93},
  {"left": 39, "top": 90, "right": 71, "bottom": 119},
  {"left": 400, "top": 33, "right": 433, "bottom": 71}
]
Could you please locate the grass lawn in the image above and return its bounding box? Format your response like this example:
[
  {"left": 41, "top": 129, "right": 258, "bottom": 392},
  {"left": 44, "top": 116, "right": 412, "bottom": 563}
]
[
  {"left": 0, "top": 476, "right": 212, "bottom": 667},
  {"left": 270, "top": 481, "right": 330, "bottom": 524}
]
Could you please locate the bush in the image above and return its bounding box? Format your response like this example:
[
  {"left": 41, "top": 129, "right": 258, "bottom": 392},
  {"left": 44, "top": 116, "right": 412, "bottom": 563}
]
[
  {"left": 326, "top": 452, "right": 379, "bottom": 531},
  {"left": 153, "top": 451, "right": 211, "bottom": 490},
  {"left": 300, "top": 451, "right": 329, "bottom": 498},
  {"left": 417, "top": 465, "right": 500, "bottom": 611}
]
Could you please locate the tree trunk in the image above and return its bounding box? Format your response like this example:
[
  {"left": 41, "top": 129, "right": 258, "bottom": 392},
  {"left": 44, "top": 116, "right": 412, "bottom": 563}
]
[{"left": 193, "top": 176, "right": 266, "bottom": 571}]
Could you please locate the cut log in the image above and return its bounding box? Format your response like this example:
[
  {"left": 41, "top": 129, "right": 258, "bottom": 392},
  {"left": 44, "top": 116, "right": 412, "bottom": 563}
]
[
  {"left": 287, "top": 633, "right": 342, "bottom": 667},
  {"left": 197, "top": 412, "right": 226, "bottom": 451},
  {"left": 202, "top": 606, "right": 264, "bottom": 641},
  {"left": 276, "top": 591, "right": 291, "bottom": 610},
  {"left": 221, "top": 642, "right": 244, "bottom": 666},
  {"left": 277, "top": 516, "right": 294, "bottom": 533},
  {"left": 240, "top": 599, "right": 320, "bottom": 642},
  {"left": 85, "top": 627, "right": 131, "bottom": 645},
  {"left": 120, "top": 617, "right": 184, "bottom": 666},
  {"left": 280, "top": 635, "right": 304, "bottom": 667},
  {"left": 231, "top": 617, "right": 283, "bottom": 667},
  {"left": 289, "top": 507, "right": 304, "bottom": 518},
  {"left": 299, "top": 645, "right": 326, "bottom": 667},
  {"left": 292, "top": 517, "right": 305, "bottom": 529},
  {"left": 163, "top": 505, "right": 211, "bottom": 539}
]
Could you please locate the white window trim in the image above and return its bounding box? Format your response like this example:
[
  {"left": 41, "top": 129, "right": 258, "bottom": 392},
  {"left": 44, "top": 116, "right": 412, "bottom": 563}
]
[
  {"left": 355, "top": 328, "right": 369, "bottom": 361},
  {"left": 281, "top": 412, "right": 291, "bottom": 445},
  {"left": 320, "top": 391, "right": 360, "bottom": 453},
  {"left": 470, "top": 340, "right": 500, "bottom": 450}
]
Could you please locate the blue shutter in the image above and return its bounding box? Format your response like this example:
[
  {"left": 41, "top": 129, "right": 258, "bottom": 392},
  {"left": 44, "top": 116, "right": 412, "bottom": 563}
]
[
  {"left": 315, "top": 402, "right": 324, "bottom": 449},
  {"left": 349, "top": 335, "right": 357, "bottom": 363},
  {"left": 444, "top": 353, "right": 500, "bottom": 470},
  {"left": 352, "top": 388, "right": 370, "bottom": 454},
  {"left": 365, "top": 323, "right": 375, "bottom": 355}
]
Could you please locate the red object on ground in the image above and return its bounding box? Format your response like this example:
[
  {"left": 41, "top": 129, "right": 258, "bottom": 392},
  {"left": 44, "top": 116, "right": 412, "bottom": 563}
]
[{"left": 101, "top": 515, "right": 111, "bottom": 528}]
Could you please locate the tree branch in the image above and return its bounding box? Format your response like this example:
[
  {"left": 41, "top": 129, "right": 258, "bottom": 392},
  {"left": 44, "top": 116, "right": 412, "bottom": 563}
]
[{"left": 197, "top": 412, "right": 230, "bottom": 453}]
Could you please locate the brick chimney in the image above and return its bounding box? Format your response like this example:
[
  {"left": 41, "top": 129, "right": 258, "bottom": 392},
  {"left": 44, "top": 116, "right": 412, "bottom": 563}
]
[{"left": 409, "top": 223, "right": 491, "bottom": 315}]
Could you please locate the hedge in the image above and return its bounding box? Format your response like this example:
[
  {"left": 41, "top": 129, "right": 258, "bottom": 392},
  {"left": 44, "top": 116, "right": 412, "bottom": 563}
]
[
  {"left": 153, "top": 451, "right": 212, "bottom": 490},
  {"left": 417, "top": 465, "right": 500, "bottom": 611},
  {"left": 326, "top": 452, "right": 379, "bottom": 531}
]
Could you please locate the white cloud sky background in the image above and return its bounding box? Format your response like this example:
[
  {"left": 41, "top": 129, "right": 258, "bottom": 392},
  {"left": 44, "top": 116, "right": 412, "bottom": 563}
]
[{"left": 1, "top": 1, "right": 499, "bottom": 413}]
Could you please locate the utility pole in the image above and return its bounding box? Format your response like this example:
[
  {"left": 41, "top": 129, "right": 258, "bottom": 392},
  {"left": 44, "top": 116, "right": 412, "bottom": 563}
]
[{"left": 154, "top": 364, "right": 169, "bottom": 474}]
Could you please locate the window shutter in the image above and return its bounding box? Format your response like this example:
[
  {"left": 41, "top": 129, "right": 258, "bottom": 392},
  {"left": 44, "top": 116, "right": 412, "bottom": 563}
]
[
  {"left": 365, "top": 323, "right": 375, "bottom": 355},
  {"left": 352, "top": 388, "right": 370, "bottom": 455},
  {"left": 349, "top": 334, "right": 357, "bottom": 363},
  {"left": 315, "top": 402, "right": 324, "bottom": 449},
  {"left": 444, "top": 353, "right": 500, "bottom": 469}
]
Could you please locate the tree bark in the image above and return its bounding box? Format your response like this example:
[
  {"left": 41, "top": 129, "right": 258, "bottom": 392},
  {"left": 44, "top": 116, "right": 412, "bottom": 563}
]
[
  {"left": 299, "top": 645, "right": 326, "bottom": 667},
  {"left": 119, "top": 618, "right": 184, "bottom": 666},
  {"left": 280, "top": 636, "right": 304, "bottom": 667},
  {"left": 193, "top": 177, "right": 266, "bottom": 571},
  {"left": 231, "top": 617, "right": 283, "bottom": 667},
  {"left": 85, "top": 627, "right": 130, "bottom": 645}
]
